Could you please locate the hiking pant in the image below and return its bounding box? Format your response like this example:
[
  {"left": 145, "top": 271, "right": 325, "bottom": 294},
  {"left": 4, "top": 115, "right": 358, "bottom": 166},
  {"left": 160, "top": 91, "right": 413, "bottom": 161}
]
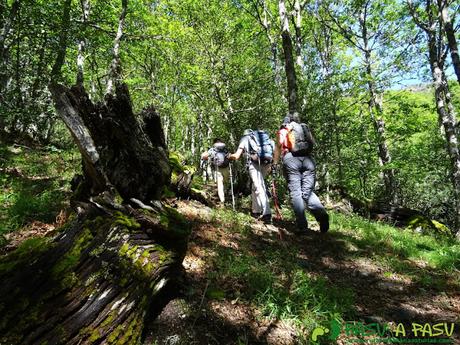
[
  {"left": 248, "top": 162, "right": 271, "bottom": 216},
  {"left": 214, "top": 167, "right": 229, "bottom": 203},
  {"left": 202, "top": 162, "right": 214, "bottom": 183},
  {"left": 282, "top": 152, "right": 328, "bottom": 230}
]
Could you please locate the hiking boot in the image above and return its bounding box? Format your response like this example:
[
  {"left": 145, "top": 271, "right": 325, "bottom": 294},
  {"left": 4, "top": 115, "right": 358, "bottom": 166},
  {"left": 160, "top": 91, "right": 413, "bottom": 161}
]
[
  {"left": 251, "top": 212, "right": 261, "bottom": 219},
  {"left": 319, "top": 214, "right": 330, "bottom": 233},
  {"left": 260, "top": 214, "right": 272, "bottom": 224},
  {"left": 296, "top": 228, "right": 316, "bottom": 236}
]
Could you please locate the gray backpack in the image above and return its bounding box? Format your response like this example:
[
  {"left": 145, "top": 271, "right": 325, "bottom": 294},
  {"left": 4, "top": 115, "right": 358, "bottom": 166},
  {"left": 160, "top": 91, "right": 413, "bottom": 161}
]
[
  {"left": 288, "top": 122, "right": 315, "bottom": 156},
  {"left": 211, "top": 143, "right": 229, "bottom": 168}
]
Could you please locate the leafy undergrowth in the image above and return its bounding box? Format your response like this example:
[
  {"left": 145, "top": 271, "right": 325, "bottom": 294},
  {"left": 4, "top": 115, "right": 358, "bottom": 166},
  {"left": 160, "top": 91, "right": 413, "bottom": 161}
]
[
  {"left": 145, "top": 199, "right": 460, "bottom": 345},
  {"left": 0, "top": 144, "right": 79, "bottom": 248}
]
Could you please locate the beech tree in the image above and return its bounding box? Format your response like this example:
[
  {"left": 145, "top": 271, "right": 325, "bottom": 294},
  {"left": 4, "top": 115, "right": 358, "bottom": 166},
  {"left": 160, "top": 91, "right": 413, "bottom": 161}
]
[
  {"left": 409, "top": 0, "right": 460, "bottom": 236},
  {"left": 322, "top": 0, "right": 415, "bottom": 204}
]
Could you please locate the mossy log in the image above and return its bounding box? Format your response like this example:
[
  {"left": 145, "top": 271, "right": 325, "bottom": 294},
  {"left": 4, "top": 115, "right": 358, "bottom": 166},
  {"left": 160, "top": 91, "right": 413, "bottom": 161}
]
[
  {"left": 0, "top": 202, "right": 190, "bottom": 345},
  {"left": 168, "top": 152, "right": 211, "bottom": 205},
  {"left": 169, "top": 152, "right": 195, "bottom": 198},
  {"left": 0, "top": 84, "right": 189, "bottom": 344}
]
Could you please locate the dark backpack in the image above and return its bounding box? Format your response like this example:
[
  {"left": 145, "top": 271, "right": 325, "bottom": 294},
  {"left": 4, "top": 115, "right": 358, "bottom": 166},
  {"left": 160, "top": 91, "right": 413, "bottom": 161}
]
[
  {"left": 287, "top": 122, "right": 315, "bottom": 156},
  {"left": 211, "top": 143, "right": 229, "bottom": 168},
  {"left": 247, "top": 130, "right": 274, "bottom": 163}
]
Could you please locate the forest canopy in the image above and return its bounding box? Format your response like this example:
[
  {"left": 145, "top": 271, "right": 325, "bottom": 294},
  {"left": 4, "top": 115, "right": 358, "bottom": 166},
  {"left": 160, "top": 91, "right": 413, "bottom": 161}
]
[{"left": 1, "top": 0, "right": 460, "bottom": 234}]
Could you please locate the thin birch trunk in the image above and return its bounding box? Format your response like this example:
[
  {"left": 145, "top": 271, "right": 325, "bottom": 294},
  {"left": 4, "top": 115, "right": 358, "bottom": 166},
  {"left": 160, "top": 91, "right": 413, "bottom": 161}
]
[
  {"left": 438, "top": 0, "right": 460, "bottom": 84},
  {"left": 77, "top": 0, "right": 90, "bottom": 86},
  {"left": 31, "top": 32, "right": 47, "bottom": 99},
  {"left": 359, "top": 7, "right": 396, "bottom": 203},
  {"left": 106, "top": 0, "right": 128, "bottom": 95},
  {"left": 430, "top": 40, "right": 460, "bottom": 234},
  {"left": 409, "top": 0, "right": 460, "bottom": 235},
  {"left": 293, "top": 0, "right": 303, "bottom": 68},
  {"left": 0, "top": 0, "right": 19, "bottom": 97},
  {"left": 260, "top": 0, "right": 282, "bottom": 84}
]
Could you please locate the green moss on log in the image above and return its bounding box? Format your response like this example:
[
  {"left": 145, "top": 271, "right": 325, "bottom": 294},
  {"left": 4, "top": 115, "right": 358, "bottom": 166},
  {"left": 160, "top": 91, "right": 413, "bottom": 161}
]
[
  {"left": 169, "top": 152, "right": 195, "bottom": 175},
  {"left": 113, "top": 313, "right": 142, "bottom": 345},
  {"left": 107, "top": 325, "right": 123, "bottom": 344},
  {"left": 0, "top": 237, "right": 52, "bottom": 274},
  {"left": 52, "top": 227, "right": 93, "bottom": 279},
  {"left": 169, "top": 151, "right": 196, "bottom": 188},
  {"left": 119, "top": 242, "right": 166, "bottom": 276},
  {"left": 407, "top": 215, "right": 451, "bottom": 236},
  {"left": 159, "top": 205, "right": 190, "bottom": 238},
  {"left": 113, "top": 212, "right": 140, "bottom": 230}
]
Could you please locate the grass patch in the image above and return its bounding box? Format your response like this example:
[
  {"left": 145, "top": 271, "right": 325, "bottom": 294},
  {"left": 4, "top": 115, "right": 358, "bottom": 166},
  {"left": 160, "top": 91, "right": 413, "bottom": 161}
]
[
  {"left": 0, "top": 144, "right": 79, "bottom": 236},
  {"left": 208, "top": 208, "right": 355, "bottom": 337},
  {"left": 205, "top": 207, "right": 459, "bottom": 340},
  {"left": 332, "top": 212, "right": 460, "bottom": 273},
  {"left": 211, "top": 207, "right": 253, "bottom": 235}
]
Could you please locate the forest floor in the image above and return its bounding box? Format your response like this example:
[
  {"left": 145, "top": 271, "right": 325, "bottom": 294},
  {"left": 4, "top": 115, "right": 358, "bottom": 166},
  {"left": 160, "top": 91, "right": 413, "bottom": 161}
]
[
  {"left": 1, "top": 144, "right": 459, "bottom": 345},
  {"left": 143, "top": 191, "right": 460, "bottom": 345}
]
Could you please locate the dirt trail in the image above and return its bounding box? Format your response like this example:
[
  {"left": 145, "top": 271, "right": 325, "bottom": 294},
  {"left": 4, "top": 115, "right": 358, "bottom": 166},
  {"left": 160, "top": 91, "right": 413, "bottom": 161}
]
[{"left": 144, "top": 199, "right": 460, "bottom": 345}]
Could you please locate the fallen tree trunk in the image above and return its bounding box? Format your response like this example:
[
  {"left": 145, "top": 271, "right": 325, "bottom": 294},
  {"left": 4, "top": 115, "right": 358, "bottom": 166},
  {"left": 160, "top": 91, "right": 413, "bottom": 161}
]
[{"left": 0, "top": 84, "right": 189, "bottom": 344}]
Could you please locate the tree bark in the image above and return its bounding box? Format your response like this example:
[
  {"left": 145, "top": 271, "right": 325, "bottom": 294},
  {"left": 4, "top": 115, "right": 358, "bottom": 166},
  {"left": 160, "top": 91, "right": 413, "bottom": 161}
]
[
  {"left": 279, "top": 0, "right": 298, "bottom": 115},
  {"left": 438, "top": 0, "right": 460, "bottom": 84},
  {"left": 359, "top": 6, "right": 396, "bottom": 204},
  {"left": 0, "top": 0, "right": 19, "bottom": 100},
  {"left": 410, "top": 0, "right": 460, "bottom": 235},
  {"left": 77, "top": 0, "right": 91, "bottom": 86},
  {"left": 429, "top": 44, "right": 460, "bottom": 234},
  {"left": 50, "top": 0, "right": 72, "bottom": 82},
  {"left": 106, "top": 0, "right": 128, "bottom": 95},
  {"left": 293, "top": 0, "right": 303, "bottom": 68},
  {"left": 31, "top": 32, "right": 48, "bottom": 100},
  {"left": 0, "top": 84, "right": 186, "bottom": 344},
  {"left": 260, "top": 0, "right": 282, "bottom": 84}
]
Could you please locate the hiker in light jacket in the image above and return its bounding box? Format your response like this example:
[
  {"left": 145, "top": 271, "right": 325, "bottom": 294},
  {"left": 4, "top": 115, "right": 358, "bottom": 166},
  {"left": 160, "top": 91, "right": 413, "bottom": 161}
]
[
  {"left": 273, "top": 114, "right": 329, "bottom": 234},
  {"left": 229, "top": 129, "right": 273, "bottom": 223},
  {"left": 201, "top": 138, "right": 230, "bottom": 205}
]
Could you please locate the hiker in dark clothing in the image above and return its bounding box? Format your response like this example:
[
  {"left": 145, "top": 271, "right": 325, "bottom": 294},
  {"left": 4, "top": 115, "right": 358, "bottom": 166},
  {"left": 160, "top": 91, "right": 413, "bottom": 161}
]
[
  {"left": 201, "top": 138, "right": 230, "bottom": 205},
  {"left": 273, "top": 114, "right": 329, "bottom": 233}
]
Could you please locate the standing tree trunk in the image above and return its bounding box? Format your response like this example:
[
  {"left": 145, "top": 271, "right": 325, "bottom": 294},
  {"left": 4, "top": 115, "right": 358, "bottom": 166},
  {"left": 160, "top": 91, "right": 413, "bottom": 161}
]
[
  {"left": 0, "top": 83, "right": 188, "bottom": 344},
  {"left": 0, "top": 0, "right": 19, "bottom": 100},
  {"left": 279, "top": 0, "right": 298, "bottom": 115},
  {"left": 30, "top": 32, "right": 48, "bottom": 100},
  {"left": 77, "top": 0, "right": 90, "bottom": 86},
  {"left": 50, "top": 0, "right": 72, "bottom": 82},
  {"left": 409, "top": 0, "right": 460, "bottom": 236},
  {"left": 9, "top": 3, "right": 22, "bottom": 134},
  {"left": 429, "top": 40, "right": 460, "bottom": 235},
  {"left": 313, "top": 17, "right": 344, "bottom": 186},
  {"left": 258, "top": 0, "right": 282, "bottom": 84},
  {"left": 359, "top": 7, "right": 396, "bottom": 204},
  {"left": 106, "top": 0, "right": 128, "bottom": 95},
  {"left": 293, "top": 0, "right": 303, "bottom": 68},
  {"left": 438, "top": 0, "right": 460, "bottom": 84}
]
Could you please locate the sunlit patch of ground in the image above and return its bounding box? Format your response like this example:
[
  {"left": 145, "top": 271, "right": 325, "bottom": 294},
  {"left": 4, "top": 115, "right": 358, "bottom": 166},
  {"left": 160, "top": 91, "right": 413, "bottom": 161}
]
[{"left": 145, "top": 199, "right": 460, "bottom": 345}]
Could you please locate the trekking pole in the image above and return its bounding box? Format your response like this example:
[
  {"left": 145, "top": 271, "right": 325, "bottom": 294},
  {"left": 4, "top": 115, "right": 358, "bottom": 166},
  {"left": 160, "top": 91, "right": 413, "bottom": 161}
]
[
  {"left": 271, "top": 169, "right": 283, "bottom": 221},
  {"left": 228, "top": 161, "right": 236, "bottom": 211}
]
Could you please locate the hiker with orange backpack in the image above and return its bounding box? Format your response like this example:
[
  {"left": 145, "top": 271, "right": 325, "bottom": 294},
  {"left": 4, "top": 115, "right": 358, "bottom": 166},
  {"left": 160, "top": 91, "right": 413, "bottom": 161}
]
[{"left": 273, "top": 113, "right": 329, "bottom": 234}]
